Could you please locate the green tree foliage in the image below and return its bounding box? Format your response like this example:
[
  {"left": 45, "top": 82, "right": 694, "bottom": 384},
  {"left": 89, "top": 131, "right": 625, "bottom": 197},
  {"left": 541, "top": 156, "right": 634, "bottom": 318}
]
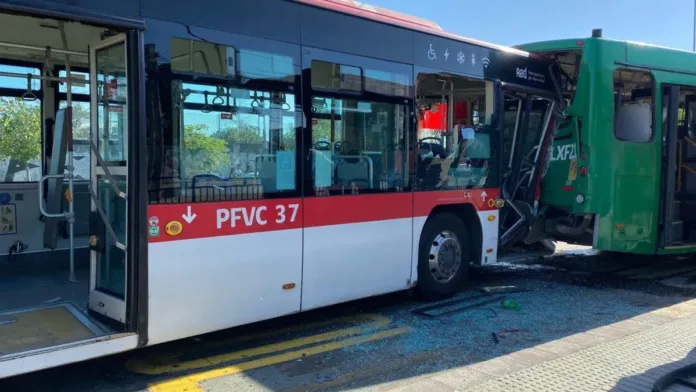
[
  {"left": 213, "top": 118, "right": 336, "bottom": 151},
  {"left": 0, "top": 97, "right": 41, "bottom": 167},
  {"left": 280, "top": 118, "right": 333, "bottom": 149},
  {"left": 182, "top": 124, "right": 231, "bottom": 178},
  {"left": 70, "top": 102, "right": 91, "bottom": 140},
  {"left": 311, "top": 119, "right": 333, "bottom": 143},
  {"left": 213, "top": 122, "right": 265, "bottom": 146}
]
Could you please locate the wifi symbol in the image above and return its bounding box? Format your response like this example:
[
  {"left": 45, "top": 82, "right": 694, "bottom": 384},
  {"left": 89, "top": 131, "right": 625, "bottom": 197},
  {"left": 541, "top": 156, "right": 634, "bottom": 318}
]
[{"left": 482, "top": 57, "right": 490, "bottom": 68}]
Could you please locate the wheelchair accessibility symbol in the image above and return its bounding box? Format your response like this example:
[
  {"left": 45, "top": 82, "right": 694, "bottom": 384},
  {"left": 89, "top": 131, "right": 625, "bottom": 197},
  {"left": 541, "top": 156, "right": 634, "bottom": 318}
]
[{"left": 428, "top": 44, "right": 437, "bottom": 61}]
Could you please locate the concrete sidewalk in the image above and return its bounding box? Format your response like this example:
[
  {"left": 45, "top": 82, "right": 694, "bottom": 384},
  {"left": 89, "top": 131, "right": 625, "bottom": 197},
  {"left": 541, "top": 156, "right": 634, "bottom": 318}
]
[{"left": 379, "top": 298, "right": 696, "bottom": 392}]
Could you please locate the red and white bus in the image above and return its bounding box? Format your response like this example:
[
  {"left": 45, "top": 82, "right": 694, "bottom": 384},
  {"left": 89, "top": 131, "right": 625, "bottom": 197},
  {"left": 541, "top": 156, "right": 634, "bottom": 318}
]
[{"left": 0, "top": 0, "right": 562, "bottom": 377}]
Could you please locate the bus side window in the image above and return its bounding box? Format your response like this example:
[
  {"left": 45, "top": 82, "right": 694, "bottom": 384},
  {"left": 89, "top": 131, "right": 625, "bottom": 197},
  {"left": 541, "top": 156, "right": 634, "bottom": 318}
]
[
  {"left": 614, "top": 69, "right": 653, "bottom": 143},
  {"left": 146, "top": 36, "right": 302, "bottom": 204},
  {"left": 308, "top": 56, "right": 412, "bottom": 195}
]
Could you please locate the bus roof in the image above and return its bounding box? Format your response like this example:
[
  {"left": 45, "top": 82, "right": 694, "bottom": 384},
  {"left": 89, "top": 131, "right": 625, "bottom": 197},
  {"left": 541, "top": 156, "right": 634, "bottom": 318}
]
[
  {"left": 519, "top": 37, "right": 696, "bottom": 56},
  {"left": 294, "top": 0, "right": 531, "bottom": 57},
  {"left": 515, "top": 39, "right": 585, "bottom": 53}
]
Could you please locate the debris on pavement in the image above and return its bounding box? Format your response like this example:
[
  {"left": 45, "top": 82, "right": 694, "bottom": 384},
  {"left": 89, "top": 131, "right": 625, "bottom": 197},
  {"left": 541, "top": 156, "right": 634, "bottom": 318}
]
[{"left": 501, "top": 299, "right": 521, "bottom": 311}]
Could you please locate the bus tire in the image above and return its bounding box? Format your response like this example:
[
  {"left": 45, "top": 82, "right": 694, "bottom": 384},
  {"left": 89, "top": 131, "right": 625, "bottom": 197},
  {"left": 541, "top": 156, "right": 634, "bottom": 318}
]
[{"left": 416, "top": 212, "right": 471, "bottom": 301}]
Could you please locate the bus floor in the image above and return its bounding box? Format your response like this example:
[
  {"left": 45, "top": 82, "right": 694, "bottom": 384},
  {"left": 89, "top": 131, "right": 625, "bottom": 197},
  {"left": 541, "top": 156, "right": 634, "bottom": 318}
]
[{"left": 0, "top": 257, "right": 114, "bottom": 357}]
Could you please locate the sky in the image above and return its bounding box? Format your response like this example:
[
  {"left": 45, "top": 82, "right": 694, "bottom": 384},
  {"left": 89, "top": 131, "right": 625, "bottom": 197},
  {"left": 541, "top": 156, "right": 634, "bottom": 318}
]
[{"left": 364, "top": 0, "right": 696, "bottom": 51}]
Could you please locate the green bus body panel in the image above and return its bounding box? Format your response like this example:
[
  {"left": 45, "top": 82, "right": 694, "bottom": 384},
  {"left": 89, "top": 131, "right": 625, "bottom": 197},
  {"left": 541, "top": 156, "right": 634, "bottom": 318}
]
[
  {"left": 540, "top": 118, "right": 577, "bottom": 209},
  {"left": 518, "top": 38, "right": 696, "bottom": 254}
]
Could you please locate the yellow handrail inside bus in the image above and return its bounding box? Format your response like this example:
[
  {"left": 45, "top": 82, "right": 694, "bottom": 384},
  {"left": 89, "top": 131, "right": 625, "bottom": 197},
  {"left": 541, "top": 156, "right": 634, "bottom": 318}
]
[
  {"left": 684, "top": 136, "right": 696, "bottom": 147},
  {"left": 682, "top": 163, "right": 696, "bottom": 177}
]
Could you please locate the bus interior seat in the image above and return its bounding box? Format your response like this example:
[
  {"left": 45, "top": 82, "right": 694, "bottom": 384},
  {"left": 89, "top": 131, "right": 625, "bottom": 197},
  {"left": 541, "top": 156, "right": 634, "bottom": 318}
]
[
  {"left": 363, "top": 151, "right": 383, "bottom": 188},
  {"left": 313, "top": 149, "right": 333, "bottom": 188},
  {"left": 336, "top": 155, "right": 373, "bottom": 189},
  {"left": 191, "top": 174, "right": 232, "bottom": 202},
  {"left": 256, "top": 154, "right": 277, "bottom": 192},
  {"left": 418, "top": 141, "right": 446, "bottom": 188},
  {"left": 191, "top": 174, "right": 263, "bottom": 202},
  {"left": 459, "top": 132, "right": 491, "bottom": 186}
]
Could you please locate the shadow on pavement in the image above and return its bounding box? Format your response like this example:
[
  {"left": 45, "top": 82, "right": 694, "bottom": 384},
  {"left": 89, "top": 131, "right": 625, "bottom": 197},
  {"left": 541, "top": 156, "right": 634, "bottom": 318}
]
[{"left": 612, "top": 347, "right": 696, "bottom": 392}]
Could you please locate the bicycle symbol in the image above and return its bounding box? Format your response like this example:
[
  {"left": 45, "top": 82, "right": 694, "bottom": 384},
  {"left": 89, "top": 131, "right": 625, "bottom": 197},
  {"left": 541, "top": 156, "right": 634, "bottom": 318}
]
[{"left": 428, "top": 44, "right": 437, "bottom": 61}]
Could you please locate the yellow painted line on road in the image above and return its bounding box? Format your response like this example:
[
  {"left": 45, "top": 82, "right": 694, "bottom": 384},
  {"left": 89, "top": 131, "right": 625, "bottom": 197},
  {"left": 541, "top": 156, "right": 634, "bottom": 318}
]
[
  {"left": 127, "top": 314, "right": 391, "bottom": 375},
  {"left": 198, "top": 313, "right": 379, "bottom": 348},
  {"left": 147, "top": 327, "right": 409, "bottom": 392}
]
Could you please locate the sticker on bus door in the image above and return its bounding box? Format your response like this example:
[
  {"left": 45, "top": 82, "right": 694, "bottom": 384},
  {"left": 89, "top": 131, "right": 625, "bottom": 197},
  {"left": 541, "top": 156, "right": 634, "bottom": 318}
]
[{"left": 147, "top": 199, "right": 303, "bottom": 243}]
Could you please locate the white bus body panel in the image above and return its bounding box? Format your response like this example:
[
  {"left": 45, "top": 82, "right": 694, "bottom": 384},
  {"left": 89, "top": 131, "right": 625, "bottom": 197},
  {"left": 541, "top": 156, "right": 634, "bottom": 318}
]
[
  {"left": 147, "top": 229, "right": 303, "bottom": 345},
  {"left": 301, "top": 218, "right": 412, "bottom": 311}
]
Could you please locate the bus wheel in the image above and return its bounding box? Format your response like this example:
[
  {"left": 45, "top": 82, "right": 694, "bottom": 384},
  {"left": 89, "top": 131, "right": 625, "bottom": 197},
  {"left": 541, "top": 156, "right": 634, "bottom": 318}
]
[{"left": 416, "top": 212, "right": 470, "bottom": 300}]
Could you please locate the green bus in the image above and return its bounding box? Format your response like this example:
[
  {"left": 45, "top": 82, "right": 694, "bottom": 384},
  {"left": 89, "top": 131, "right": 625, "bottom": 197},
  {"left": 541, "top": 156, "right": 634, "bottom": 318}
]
[{"left": 518, "top": 30, "right": 696, "bottom": 255}]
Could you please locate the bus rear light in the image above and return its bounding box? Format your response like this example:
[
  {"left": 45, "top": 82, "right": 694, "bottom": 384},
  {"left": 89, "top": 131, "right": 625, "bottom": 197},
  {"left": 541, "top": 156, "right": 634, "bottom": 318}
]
[
  {"left": 580, "top": 152, "right": 587, "bottom": 160},
  {"left": 577, "top": 40, "right": 584, "bottom": 46},
  {"left": 580, "top": 166, "right": 588, "bottom": 176}
]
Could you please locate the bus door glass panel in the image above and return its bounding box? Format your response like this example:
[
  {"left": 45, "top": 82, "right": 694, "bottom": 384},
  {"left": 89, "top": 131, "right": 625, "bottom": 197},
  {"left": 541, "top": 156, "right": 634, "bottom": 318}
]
[
  {"left": 88, "top": 34, "right": 129, "bottom": 323},
  {"left": 301, "top": 48, "right": 414, "bottom": 311}
]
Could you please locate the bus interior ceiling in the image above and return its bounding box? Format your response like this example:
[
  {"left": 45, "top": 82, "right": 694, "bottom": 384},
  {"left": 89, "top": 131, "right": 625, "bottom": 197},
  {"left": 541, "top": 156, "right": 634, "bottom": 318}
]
[
  {"left": 415, "top": 73, "right": 491, "bottom": 191},
  {"left": 0, "top": 12, "right": 117, "bottom": 357}
]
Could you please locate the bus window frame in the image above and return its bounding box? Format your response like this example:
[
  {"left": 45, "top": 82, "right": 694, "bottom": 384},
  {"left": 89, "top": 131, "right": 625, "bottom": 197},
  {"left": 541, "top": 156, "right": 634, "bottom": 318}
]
[
  {"left": 0, "top": 59, "right": 44, "bottom": 184},
  {"left": 413, "top": 64, "right": 505, "bottom": 191},
  {"left": 612, "top": 66, "right": 656, "bottom": 144},
  {"left": 301, "top": 46, "right": 415, "bottom": 197},
  {"left": 143, "top": 20, "right": 304, "bottom": 204}
]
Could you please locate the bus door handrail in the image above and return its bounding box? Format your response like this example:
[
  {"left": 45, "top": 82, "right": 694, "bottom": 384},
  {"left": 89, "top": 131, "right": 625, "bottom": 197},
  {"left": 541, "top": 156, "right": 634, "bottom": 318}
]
[
  {"left": 88, "top": 139, "right": 127, "bottom": 252},
  {"left": 87, "top": 187, "right": 127, "bottom": 252},
  {"left": 38, "top": 174, "right": 68, "bottom": 218},
  {"left": 89, "top": 139, "right": 127, "bottom": 199}
]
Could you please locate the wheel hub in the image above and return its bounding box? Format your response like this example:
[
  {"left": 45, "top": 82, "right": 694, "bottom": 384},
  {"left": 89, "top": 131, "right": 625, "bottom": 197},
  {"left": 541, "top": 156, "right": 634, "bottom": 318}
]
[{"left": 428, "top": 230, "right": 462, "bottom": 283}]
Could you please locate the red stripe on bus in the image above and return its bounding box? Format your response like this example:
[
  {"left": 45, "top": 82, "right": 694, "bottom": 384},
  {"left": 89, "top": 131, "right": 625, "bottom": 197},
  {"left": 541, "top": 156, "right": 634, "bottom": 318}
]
[
  {"left": 414, "top": 188, "right": 500, "bottom": 216},
  {"left": 303, "top": 193, "right": 412, "bottom": 227},
  {"left": 146, "top": 188, "right": 500, "bottom": 242},
  {"left": 147, "top": 198, "right": 304, "bottom": 243}
]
